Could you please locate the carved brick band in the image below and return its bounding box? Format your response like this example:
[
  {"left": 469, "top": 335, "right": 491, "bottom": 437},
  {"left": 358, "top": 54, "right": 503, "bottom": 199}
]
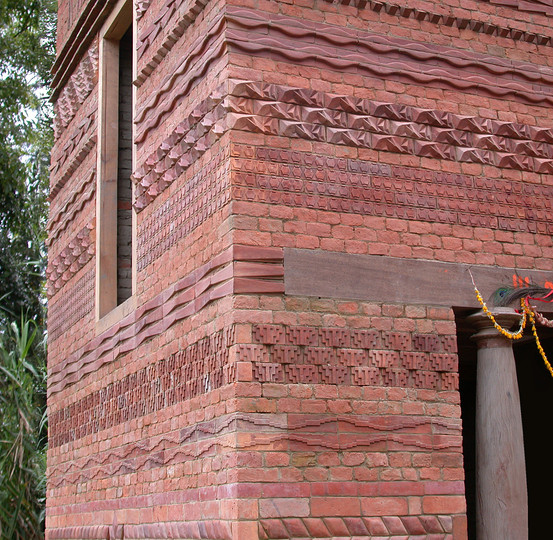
[
  {"left": 136, "top": 7, "right": 553, "bottom": 151},
  {"left": 47, "top": 224, "right": 95, "bottom": 295},
  {"left": 47, "top": 521, "right": 232, "bottom": 540},
  {"left": 132, "top": 84, "right": 227, "bottom": 207},
  {"left": 49, "top": 411, "right": 460, "bottom": 486},
  {"left": 48, "top": 269, "right": 94, "bottom": 343},
  {"left": 47, "top": 246, "right": 284, "bottom": 396},
  {"left": 49, "top": 327, "right": 236, "bottom": 447},
  {"left": 226, "top": 81, "right": 553, "bottom": 174},
  {"left": 478, "top": 0, "right": 553, "bottom": 18},
  {"left": 53, "top": 39, "right": 98, "bottom": 140},
  {"left": 137, "top": 148, "right": 229, "bottom": 270},
  {"left": 136, "top": 0, "right": 209, "bottom": 84},
  {"left": 231, "top": 143, "right": 553, "bottom": 235},
  {"left": 47, "top": 169, "right": 95, "bottom": 246},
  {"left": 246, "top": 324, "right": 459, "bottom": 392},
  {"left": 50, "top": 108, "right": 96, "bottom": 200},
  {"left": 259, "top": 513, "right": 454, "bottom": 539}
]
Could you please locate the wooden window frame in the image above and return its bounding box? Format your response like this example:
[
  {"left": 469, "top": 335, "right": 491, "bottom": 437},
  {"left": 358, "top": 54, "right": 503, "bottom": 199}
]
[{"left": 96, "top": 0, "right": 136, "bottom": 326}]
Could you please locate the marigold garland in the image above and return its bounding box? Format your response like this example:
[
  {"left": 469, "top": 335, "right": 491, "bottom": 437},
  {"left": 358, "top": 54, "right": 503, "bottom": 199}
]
[
  {"left": 471, "top": 273, "right": 553, "bottom": 378},
  {"left": 524, "top": 304, "right": 553, "bottom": 378}
]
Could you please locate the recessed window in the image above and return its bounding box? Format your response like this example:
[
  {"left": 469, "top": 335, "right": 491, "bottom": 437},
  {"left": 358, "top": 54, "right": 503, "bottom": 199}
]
[{"left": 96, "top": 0, "right": 135, "bottom": 320}]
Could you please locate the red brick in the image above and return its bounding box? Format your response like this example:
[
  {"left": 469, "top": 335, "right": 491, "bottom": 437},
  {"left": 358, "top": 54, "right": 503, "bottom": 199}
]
[{"left": 311, "top": 497, "right": 361, "bottom": 517}]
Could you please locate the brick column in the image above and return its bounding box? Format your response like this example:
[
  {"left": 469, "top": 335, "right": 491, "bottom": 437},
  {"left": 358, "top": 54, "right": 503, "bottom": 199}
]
[{"left": 467, "top": 309, "right": 528, "bottom": 540}]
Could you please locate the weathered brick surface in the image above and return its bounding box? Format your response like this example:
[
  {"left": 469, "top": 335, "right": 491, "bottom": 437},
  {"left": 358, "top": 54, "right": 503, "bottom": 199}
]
[{"left": 48, "top": 0, "right": 552, "bottom": 537}]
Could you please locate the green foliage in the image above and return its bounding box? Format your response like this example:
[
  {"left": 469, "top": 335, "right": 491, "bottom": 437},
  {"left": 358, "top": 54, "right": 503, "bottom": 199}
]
[
  {"left": 0, "top": 0, "right": 56, "bottom": 326},
  {"left": 0, "top": 0, "right": 56, "bottom": 537},
  {"left": 0, "top": 317, "right": 47, "bottom": 539}
]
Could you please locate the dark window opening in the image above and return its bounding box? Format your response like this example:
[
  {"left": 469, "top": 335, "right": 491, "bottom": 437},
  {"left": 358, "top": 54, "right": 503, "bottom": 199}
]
[
  {"left": 457, "top": 309, "right": 553, "bottom": 539},
  {"left": 116, "top": 25, "right": 133, "bottom": 305}
]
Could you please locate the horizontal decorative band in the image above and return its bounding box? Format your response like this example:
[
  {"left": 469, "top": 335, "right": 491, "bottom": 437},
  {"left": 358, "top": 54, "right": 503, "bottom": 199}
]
[
  {"left": 135, "top": 0, "right": 209, "bottom": 84},
  {"left": 53, "top": 39, "right": 99, "bottom": 139},
  {"left": 231, "top": 143, "right": 553, "bottom": 235},
  {"left": 47, "top": 246, "right": 284, "bottom": 396},
  {"left": 326, "top": 0, "right": 552, "bottom": 45},
  {"left": 225, "top": 81, "right": 553, "bottom": 175},
  {"left": 49, "top": 411, "right": 459, "bottom": 486},
  {"left": 48, "top": 169, "right": 96, "bottom": 245},
  {"left": 49, "top": 327, "right": 236, "bottom": 447},
  {"left": 48, "top": 269, "right": 95, "bottom": 343}
]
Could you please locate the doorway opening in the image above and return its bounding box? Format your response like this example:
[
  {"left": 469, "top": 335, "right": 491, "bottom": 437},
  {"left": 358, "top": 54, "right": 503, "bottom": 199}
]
[{"left": 456, "top": 309, "right": 553, "bottom": 539}]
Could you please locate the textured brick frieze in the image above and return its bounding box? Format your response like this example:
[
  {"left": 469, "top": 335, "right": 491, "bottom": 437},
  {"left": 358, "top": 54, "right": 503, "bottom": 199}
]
[
  {"left": 134, "top": 7, "right": 553, "bottom": 150},
  {"left": 325, "top": 0, "right": 553, "bottom": 45},
  {"left": 248, "top": 324, "right": 459, "bottom": 391},
  {"left": 135, "top": 79, "right": 553, "bottom": 221},
  {"left": 48, "top": 169, "right": 95, "bottom": 246},
  {"left": 48, "top": 268, "right": 94, "bottom": 343},
  {"left": 49, "top": 410, "right": 460, "bottom": 484},
  {"left": 135, "top": 0, "right": 209, "bottom": 84},
  {"left": 136, "top": 148, "right": 230, "bottom": 270},
  {"left": 231, "top": 142, "right": 553, "bottom": 235},
  {"left": 46, "top": 224, "right": 95, "bottom": 295},
  {"left": 49, "top": 327, "right": 236, "bottom": 448},
  {"left": 132, "top": 85, "right": 228, "bottom": 206},
  {"left": 49, "top": 108, "right": 96, "bottom": 200},
  {"left": 225, "top": 82, "right": 553, "bottom": 174}
]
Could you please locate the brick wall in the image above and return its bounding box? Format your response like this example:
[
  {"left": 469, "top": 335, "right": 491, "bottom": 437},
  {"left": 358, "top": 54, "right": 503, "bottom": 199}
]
[{"left": 47, "top": 0, "right": 552, "bottom": 538}]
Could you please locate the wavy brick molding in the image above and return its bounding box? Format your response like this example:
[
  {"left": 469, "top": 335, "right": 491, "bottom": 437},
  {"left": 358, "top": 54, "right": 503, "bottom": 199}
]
[
  {"left": 47, "top": 246, "right": 283, "bottom": 396},
  {"left": 136, "top": 5, "right": 553, "bottom": 138},
  {"left": 50, "top": 410, "right": 460, "bottom": 484},
  {"left": 136, "top": 0, "right": 209, "bottom": 83}
]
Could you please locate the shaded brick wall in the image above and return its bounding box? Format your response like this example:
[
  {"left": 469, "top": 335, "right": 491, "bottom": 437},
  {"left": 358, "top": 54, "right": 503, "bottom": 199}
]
[{"left": 47, "top": 0, "right": 553, "bottom": 538}]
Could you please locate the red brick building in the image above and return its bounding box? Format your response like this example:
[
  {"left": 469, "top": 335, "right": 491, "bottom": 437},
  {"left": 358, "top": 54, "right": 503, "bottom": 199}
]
[{"left": 47, "top": 0, "right": 553, "bottom": 538}]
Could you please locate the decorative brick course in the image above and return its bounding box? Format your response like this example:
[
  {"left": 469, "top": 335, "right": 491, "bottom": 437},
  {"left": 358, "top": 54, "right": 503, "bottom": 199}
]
[{"left": 47, "top": 245, "right": 283, "bottom": 396}]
